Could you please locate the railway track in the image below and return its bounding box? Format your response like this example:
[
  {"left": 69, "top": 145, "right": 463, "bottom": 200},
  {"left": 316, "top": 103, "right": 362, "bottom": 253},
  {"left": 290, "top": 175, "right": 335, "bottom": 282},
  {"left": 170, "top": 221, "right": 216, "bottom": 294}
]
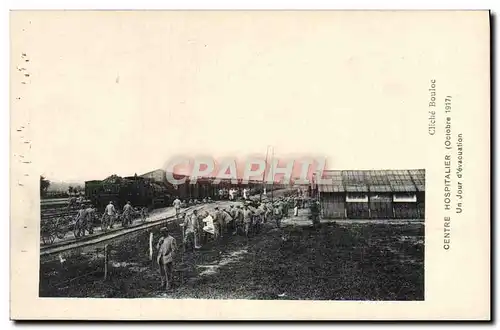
[
  {"left": 41, "top": 210, "right": 77, "bottom": 218},
  {"left": 40, "top": 202, "right": 161, "bottom": 245},
  {"left": 39, "top": 205, "right": 202, "bottom": 257},
  {"left": 40, "top": 201, "right": 236, "bottom": 259}
]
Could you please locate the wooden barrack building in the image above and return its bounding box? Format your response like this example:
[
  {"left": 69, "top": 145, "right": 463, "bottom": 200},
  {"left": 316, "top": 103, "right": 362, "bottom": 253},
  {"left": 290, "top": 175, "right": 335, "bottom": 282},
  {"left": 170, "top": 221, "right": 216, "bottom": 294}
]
[{"left": 314, "top": 169, "right": 425, "bottom": 220}]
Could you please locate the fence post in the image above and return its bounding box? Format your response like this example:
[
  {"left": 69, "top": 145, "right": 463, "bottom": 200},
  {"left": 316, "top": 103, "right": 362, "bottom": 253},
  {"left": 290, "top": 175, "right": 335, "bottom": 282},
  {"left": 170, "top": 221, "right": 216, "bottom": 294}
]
[
  {"left": 104, "top": 244, "right": 109, "bottom": 280},
  {"left": 149, "top": 231, "right": 153, "bottom": 261}
]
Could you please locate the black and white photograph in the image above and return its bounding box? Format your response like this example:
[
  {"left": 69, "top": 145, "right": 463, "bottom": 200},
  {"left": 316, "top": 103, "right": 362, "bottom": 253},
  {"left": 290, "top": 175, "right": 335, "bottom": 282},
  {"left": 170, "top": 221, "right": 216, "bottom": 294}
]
[
  {"left": 39, "top": 167, "right": 425, "bottom": 300},
  {"left": 9, "top": 10, "right": 489, "bottom": 320}
]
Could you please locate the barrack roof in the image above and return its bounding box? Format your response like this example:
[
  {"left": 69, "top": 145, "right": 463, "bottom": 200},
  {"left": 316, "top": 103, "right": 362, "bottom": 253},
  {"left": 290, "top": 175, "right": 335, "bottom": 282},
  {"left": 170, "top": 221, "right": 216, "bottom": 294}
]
[{"left": 318, "top": 169, "right": 424, "bottom": 193}]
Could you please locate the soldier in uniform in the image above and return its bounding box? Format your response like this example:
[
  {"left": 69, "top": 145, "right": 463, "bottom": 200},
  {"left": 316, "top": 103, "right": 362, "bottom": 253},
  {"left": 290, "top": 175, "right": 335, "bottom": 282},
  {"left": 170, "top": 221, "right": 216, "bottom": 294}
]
[
  {"left": 228, "top": 205, "right": 236, "bottom": 233},
  {"left": 74, "top": 205, "right": 88, "bottom": 237},
  {"left": 253, "top": 205, "right": 264, "bottom": 235},
  {"left": 122, "top": 201, "right": 134, "bottom": 227},
  {"left": 192, "top": 209, "right": 204, "bottom": 249},
  {"left": 242, "top": 205, "right": 253, "bottom": 238},
  {"left": 84, "top": 205, "right": 97, "bottom": 234},
  {"left": 212, "top": 207, "right": 222, "bottom": 240},
  {"left": 234, "top": 205, "right": 244, "bottom": 235},
  {"left": 310, "top": 200, "right": 321, "bottom": 228},
  {"left": 172, "top": 197, "right": 181, "bottom": 220},
  {"left": 183, "top": 211, "right": 196, "bottom": 252},
  {"left": 265, "top": 202, "right": 273, "bottom": 224},
  {"left": 274, "top": 200, "right": 283, "bottom": 228},
  {"left": 221, "top": 208, "right": 233, "bottom": 236},
  {"left": 101, "top": 201, "right": 117, "bottom": 230},
  {"left": 156, "top": 227, "right": 177, "bottom": 291},
  {"left": 257, "top": 202, "right": 267, "bottom": 223},
  {"left": 191, "top": 209, "right": 202, "bottom": 249},
  {"left": 282, "top": 198, "right": 289, "bottom": 218}
]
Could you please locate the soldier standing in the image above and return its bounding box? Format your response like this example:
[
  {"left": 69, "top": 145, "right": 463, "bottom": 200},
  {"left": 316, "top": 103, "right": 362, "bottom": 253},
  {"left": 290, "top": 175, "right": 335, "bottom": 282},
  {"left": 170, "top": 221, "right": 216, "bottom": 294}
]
[
  {"left": 103, "top": 201, "right": 116, "bottom": 230},
  {"left": 253, "top": 205, "right": 264, "bottom": 235},
  {"left": 122, "top": 201, "right": 134, "bottom": 227},
  {"left": 228, "top": 205, "right": 236, "bottom": 233},
  {"left": 183, "top": 212, "right": 196, "bottom": 252},
  {"left": 74, "top": 205, "right": 87, "bottom": 237},
  {"left": 156, "top": 227, "right": 177, "bottom": 291},
  {"left": 220, "top": 208, "right": 233, "bottom": 237},
  {"left": 310, "top": 200, "right": 321, "bottom": 228},
  {"left": 274, "top": 200, "right": 283, "bottom": 228},
  {"left": 172, "top": 197, "right": 181, "bottom": 220},
  {"left": 265, "top": 202, "right": 273, "bottom": 224},
  {"left": 242, "top": 205, "right": 253, "bottom": 239},
  {"left": 234, "top": 205, "right": 244, "bottom": 235},
  {"left": 282, "top": 198, "right": 289, "bottom": 218},
  {"left": 211, "top": 207, "right": 221, "bottom": 240},
  {"left": 84, "top": 205, "right": 97, "bottom": 234}
]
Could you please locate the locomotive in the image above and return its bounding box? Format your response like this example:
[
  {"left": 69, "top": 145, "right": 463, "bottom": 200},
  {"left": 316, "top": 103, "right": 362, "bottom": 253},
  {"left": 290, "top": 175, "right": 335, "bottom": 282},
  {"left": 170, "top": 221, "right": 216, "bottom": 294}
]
[
  {"left": 85, "top": 171, "right": 271, "bottom": 212},
  {"left": 85, "top": 174, "right": 175, "bottom": 212}
]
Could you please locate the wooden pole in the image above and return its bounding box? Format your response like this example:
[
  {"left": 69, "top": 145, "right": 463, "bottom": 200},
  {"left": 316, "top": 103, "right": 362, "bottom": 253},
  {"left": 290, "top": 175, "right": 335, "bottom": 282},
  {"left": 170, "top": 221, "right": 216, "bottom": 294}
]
[
  {"left": 149, "top": 232, "right": 153, "bottom": 261},
  {"left": 271, "top": 147, "right": 275, "bottom": 203},
  {"left": 261, "top": 146, "right": 270, "bottom": 202},
  {"left": 181, "top": 224, "right": 186, "bottom": 253},
  {"left": 104, "top": 244, "right": 109, "bottom": 280}
]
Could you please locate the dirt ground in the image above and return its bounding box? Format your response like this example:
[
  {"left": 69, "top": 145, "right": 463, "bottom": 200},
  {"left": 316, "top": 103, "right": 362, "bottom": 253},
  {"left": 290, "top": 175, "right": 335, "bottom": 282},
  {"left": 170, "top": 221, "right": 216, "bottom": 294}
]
[{"left": 39, "top": 209, "right": 424, "bottom": 300}]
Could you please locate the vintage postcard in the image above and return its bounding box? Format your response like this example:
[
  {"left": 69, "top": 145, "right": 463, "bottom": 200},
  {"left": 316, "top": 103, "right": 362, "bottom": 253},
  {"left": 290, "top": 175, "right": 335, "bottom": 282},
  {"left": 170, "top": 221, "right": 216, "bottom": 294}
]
[{"left": 10, "top": 10, "right": 490, "bottom": 320}]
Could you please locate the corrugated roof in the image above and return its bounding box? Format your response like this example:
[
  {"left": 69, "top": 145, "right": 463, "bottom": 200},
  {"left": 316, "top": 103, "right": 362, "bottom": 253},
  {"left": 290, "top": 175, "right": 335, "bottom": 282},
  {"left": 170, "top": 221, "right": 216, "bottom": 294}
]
[
  {"left": 409, "top": 169, "right": 426, "bottom": 192},
  {"left": 387, "top": 170, "right": 417, "bottom": 192},
  {"left": 329, "top": 171, "right": 344, "bottom": 192},
  {"left": 317, "top": 177, "right": 345, "bottom": 192},
  {"left": 345, "top": 185, "right": 368, "bottom": 192},
  {"left": 318, "top": 169, "right": 424, "bottom": 193},
  {"left": 318, "top": 183, "right": 335, "bottom": 193},
  {"left": 342, "top": 171, "right": 368, "bottom": 192},
  {"left": 322, "top": 170, "right": 341, "bottom": 179},
  {"left": 342, "top": 170, "right": 366, "bottom": 184},
  {"left": 366, "top": 170, "right": 392, "bottom": 192}
]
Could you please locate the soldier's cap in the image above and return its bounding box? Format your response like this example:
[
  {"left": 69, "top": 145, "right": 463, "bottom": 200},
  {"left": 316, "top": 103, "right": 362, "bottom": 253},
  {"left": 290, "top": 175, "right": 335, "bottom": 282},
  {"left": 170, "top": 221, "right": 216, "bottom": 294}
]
[{"left": 214, "top": 206, "right": 219, "bottom": 210}]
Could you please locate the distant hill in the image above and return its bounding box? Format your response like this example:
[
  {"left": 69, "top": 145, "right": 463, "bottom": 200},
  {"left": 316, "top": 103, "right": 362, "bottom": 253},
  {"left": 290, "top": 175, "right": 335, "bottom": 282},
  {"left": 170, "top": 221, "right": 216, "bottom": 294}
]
[{"left": 47, "top": 181, "right": 84, "bottom": 192}]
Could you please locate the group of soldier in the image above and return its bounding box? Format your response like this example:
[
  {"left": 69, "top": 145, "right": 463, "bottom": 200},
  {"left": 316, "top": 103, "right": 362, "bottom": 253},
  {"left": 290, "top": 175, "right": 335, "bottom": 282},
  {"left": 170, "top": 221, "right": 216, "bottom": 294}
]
[
  {"left": 72, "top": 200, "right": 148, "bottom": 238},
  {"left": 179, "top": 195, "right": 321, "bottom": 251},
  {"left": 153, "top": 194, "right": 321, "bottom": 291},
  {"left": 67, "top": 191, "right": 321, "bottom": 291}
]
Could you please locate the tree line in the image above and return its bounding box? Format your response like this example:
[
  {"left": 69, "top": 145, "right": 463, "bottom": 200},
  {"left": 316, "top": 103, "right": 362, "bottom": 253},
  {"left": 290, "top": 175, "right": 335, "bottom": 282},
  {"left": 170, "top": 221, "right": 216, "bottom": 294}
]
[{"left": 40, "top": 175, "right": 84, "bottom": 198}]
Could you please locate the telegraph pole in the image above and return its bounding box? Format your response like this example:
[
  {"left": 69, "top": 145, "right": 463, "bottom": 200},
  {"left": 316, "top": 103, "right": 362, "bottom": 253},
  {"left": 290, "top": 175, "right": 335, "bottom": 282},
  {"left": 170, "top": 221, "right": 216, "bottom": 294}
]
[
  {"left": 261, "top": 145, "right": 271, "bottom": 202},
  {"left": 270, "top": 147, "right": 275, "bottom": 203}
]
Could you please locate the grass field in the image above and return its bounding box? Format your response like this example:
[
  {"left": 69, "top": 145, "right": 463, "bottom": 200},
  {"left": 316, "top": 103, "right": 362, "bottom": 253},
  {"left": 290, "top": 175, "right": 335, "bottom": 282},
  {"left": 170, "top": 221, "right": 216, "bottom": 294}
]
[{"left": 40, "top": 214, "right": 424, "bottom": 300}]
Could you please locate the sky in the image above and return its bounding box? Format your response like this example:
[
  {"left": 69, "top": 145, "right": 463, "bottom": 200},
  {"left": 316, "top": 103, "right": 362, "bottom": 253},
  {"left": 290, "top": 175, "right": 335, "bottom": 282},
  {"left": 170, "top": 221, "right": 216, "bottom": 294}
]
[{"left": 11, "top": 11, "right": 485, "bottom": 182}]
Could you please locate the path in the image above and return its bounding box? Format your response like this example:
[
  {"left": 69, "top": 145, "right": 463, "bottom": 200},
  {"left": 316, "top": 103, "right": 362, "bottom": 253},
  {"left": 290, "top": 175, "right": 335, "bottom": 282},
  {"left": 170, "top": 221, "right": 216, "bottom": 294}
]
[{"left": 41, "top": 201, "right": 236, "bottom": 253}]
